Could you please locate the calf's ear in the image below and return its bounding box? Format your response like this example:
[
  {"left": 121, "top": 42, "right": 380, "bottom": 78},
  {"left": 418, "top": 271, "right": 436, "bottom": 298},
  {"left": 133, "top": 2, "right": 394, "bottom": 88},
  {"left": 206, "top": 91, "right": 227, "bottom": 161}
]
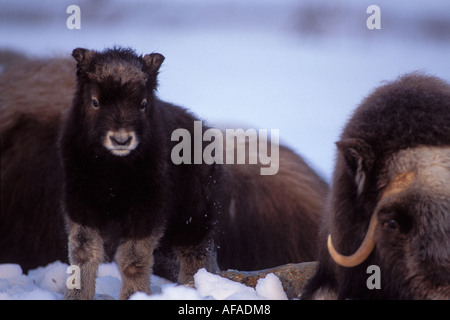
[
  {"left": 336, "top": 138, "right": 374, "bottom": 196},
  {"left": 142, "top": 53, "right": 165, "bottom": 77},
  {"left": 71, "top": 48, "right": 95, "bottom": 71}
]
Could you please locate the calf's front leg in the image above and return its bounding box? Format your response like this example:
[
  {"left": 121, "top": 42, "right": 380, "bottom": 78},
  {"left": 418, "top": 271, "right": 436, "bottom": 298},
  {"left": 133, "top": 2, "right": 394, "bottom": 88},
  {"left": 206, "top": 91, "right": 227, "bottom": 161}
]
[{"left": 65, "top": 221, "right": 104, "bottom": 300}]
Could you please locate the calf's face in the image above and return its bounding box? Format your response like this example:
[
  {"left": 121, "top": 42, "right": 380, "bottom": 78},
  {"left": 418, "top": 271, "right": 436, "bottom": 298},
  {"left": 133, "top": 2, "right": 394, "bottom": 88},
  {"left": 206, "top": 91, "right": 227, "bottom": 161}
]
[
  {"left": 71, "top": 48, "right": 165, "bottom": 158},
  {"left": 88, "top": 81, "right": 148, "bottom": 157}
]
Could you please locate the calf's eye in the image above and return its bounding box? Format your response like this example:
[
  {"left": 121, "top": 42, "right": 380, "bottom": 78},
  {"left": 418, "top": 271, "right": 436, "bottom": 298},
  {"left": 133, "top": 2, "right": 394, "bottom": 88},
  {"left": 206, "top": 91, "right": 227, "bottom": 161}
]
[{"left": 140, "top": 100, "right": 147, "bottom": 111}]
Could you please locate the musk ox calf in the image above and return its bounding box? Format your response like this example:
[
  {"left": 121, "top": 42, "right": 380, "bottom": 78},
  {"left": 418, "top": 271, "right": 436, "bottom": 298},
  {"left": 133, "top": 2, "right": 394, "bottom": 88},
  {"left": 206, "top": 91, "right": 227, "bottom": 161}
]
[
  {"left": 60, "top": 47, "right": 226, "bottom": 300},
  {"left": 302, "top": 73, "right": 450, "bottom": 300}
]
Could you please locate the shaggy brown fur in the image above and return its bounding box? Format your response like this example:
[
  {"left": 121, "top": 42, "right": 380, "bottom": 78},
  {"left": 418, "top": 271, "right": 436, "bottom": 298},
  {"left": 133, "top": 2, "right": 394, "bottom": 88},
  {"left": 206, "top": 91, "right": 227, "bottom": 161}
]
[
  {"left": 219, "top": 141, "right": 328, "bottom": 270},
  {"left": 0, "top": 57, "right": 74, "bottom": 270},
  {"left": 302, "top": 73, "right": 450, "bottom": 299}
]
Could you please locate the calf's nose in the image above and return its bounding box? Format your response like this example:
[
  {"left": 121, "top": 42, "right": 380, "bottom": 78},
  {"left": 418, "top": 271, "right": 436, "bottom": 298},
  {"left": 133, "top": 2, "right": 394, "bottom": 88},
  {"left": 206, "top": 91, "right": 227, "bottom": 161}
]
[
  {"left": 110, "top": 131, "right": 133, "bottom": 146},
  {"left": 108, "top": 129, "right": 136, "bottom": 147}
]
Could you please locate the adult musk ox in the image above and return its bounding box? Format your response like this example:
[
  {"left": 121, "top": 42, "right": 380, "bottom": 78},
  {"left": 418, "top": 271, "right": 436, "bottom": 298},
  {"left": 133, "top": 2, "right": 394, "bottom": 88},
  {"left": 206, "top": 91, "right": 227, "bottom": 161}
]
[
  {"left": 0, "top": 48, "right": 328, "bottom": 295},
  {"left": 0, "top": 55, "right": 73, "bottom": 270},
  {"left": 302, "top": 73, "right": 450, "bottom": 300}
]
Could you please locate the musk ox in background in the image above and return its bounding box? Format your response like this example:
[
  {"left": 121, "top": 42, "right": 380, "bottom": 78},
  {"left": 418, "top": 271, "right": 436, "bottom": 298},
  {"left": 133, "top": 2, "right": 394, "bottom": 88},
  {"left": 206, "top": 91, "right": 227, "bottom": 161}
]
[
  {"left": 302, "top": 73, "right": 450, "bottom": 300},
  {"left": 0, "top": 56, "right": 74, "bottom": 270},
  {"left": 218, "top": 140, "right": 327, "bottom": 271},
  {"left": 0, "top": 48, "right": 328, "bottom": 297}
]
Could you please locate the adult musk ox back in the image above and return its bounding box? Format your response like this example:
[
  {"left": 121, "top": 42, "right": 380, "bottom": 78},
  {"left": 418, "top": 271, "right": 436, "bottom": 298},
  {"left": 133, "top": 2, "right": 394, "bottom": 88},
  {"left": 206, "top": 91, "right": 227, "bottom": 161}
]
[
  {"left": 0, "top": 56, "right": 74, "bottom": 270},
  {"left": 218, "top": 141, "right": 327, "bottom": 271},
  {"left": 302, "top": 73, "right": 450, "bottom": 299}
]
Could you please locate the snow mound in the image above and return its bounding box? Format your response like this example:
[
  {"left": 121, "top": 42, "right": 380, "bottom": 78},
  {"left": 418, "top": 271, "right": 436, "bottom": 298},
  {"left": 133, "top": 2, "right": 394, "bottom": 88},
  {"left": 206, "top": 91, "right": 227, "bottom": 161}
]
[
  {"left": 194, "top": 268, "right": 260, "bottom": 300},
  {"left": 0, "top": 262, "right": 288, "bottom": 300},
  {"left": 0, "top": 263, "right": 60, "bottom": 300},
  {"left": 255, "top": 273, "right": 288, "bottom": 300}
]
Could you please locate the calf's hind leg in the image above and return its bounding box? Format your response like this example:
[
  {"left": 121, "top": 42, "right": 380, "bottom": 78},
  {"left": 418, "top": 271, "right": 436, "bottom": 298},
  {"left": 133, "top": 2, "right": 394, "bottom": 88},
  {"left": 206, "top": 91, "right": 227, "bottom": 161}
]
[
  {"left": 115, "top": 235, "right": 161, "bottom": 300},
  {"left": 175, "top": 238, "right": 219, "bottom": 284}
]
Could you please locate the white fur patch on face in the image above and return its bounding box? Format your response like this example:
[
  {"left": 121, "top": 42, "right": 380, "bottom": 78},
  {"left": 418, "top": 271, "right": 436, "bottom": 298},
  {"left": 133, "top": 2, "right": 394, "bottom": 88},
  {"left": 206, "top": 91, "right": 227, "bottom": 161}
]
[
  {"left": 383, "top": 146, "right": 450, "bottom": 198},
  {"left": 103, "top": 129, "right": 139, "bottom": 156}
]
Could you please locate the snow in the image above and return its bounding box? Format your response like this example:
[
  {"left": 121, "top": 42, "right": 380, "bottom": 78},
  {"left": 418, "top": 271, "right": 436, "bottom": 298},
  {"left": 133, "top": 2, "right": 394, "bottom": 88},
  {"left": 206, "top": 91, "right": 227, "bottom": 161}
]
[
  {"left": 0, "top": 262, "right": 288, "bottom": 300},
  {"left": 194, "top": 268, "right": 260, "bottom": 300},
  {"left": 255, "top": 273, "right": 288, "bottom": 300},
  {"left": 0, "top": 263, "right": 61, "bottom": 300}
]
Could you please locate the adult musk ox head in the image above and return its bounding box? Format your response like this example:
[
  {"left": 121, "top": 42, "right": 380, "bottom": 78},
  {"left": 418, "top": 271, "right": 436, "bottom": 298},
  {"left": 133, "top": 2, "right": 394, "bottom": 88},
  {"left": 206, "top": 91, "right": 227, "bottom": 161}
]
[
  {"left": 68, "top": 47, "right": 164, "bottom": 159},
  {"left": 303, "top": 73, "right": 450, "bottom": 299}
]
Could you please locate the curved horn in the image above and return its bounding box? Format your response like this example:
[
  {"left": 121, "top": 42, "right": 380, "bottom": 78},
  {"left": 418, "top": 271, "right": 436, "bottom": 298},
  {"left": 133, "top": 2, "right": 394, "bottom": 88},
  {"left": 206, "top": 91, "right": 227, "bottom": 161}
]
[{"left": 327, "top": 212, "right": 378, "bottom": 267}]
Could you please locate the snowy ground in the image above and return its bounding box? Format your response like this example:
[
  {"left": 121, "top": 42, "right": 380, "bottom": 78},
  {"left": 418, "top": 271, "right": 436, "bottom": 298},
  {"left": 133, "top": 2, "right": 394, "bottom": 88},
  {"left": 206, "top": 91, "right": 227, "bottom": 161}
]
[
  {"left": 0, "top": 262, "right": 288, "bottom": 300},
  {"left": 1, "top": 0, "right": 450, "bottom": 300}
]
